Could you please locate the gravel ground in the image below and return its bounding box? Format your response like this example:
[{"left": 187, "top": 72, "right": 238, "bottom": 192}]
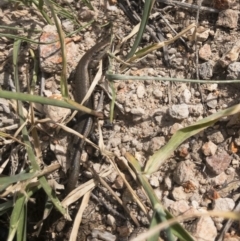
[{"left": 1, "top": 0, "right": 240, "bottom": 241}]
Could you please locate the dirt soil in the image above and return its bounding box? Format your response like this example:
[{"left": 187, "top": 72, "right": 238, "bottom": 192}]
[{"left": 1, "top": 0, "right": 240, "bottom": 241}]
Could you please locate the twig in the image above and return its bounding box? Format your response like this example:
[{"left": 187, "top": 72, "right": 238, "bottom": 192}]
[
  {"left": 152, "top": 12, "right": 189, "bottom": 49},
  {"left": 90, "top": 192, "right": 127, "bottom": 220},
  {"left": 195, "top": 0, "right": 207, "bottom": 116},
  {"left": 195, "top": 0, "right": 202, "bottom": 81},
  {"left": 156, "top": 0, "right": 219, "bottom": 13}
]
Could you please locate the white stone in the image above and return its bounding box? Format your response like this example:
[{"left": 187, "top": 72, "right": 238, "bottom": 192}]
[
  {"left": 131, "top": 107, "right": 145, "bottom": 116},
  {"left": 213, "top": 198, "right": 235, "bottom": 223},
  {"left": 190, "top": 216, "right": 217, "bottom": 241},
  {"left": 206, "top": 93, "right": 218, "bottom": 109},
  {"left": 106, "top": 214, "right": 116, "bottom": 227},
  {"left": 181, "top": 89, "right": 191, "bottom": 103},
  {"left": 149, "top": 175, "right": 160, "bottom": 188},
  {"left": 136, "top": 85, "right": 145, "bottom": 98},
  {"left": 172, "top": 186, "right": 187, "bottom": 201},
  {"left": 164, "top": 176, "right": 172, "bottom": 190}
]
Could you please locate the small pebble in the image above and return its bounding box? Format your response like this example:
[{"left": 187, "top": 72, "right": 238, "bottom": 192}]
[
  {"left": 206, "top": 150, "right": 231, "bottom": 175},
  {"left": 136, "top": 85, "right": 145, "bottom": 98},
  {"left": 131, "top": 107, "right": 145, "bottom": 116},
  {"left": 169, "top": 104, "right": 189, "bottom": 119},
  {"left": 206, "top": 93, "right": 218, "bottom": 109},
  {"left": 227, "top": 62, "right": 240, "bottom": 80}
]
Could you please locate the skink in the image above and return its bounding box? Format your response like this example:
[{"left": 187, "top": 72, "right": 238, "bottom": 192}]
[{"left": 66, "top": 36, "right": 110, "bottom": 194}]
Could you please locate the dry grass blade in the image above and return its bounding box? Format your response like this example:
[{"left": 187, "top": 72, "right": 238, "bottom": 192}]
[
  {"left": 69, "top": 191, "right": 91, "bottom": 241},
  {"left": 106, "top": 155, "right": 148, "bottom": 215},
  {"left": 127, "top": 23, "right": 196, "bottom": 64},
  {"left": 0, "top": 163, "right": 60, "bottom": 196},
  {"left": 62, "top": 169, "right": 112, "bottom": 207},
  {"left": 0, "top": 131, "right": 26, "bottom": 146},
  {"left": 81, "top": 60, "right": 104, "bottom": 105}
]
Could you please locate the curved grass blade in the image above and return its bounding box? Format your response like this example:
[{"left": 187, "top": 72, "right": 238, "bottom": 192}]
[
  {"left": 145, "top": 104, "right": 240, "bottom": 174},
  {"left": 126, "top": 153, "right": 194, "bottom": 241},
  {"left": 126, "top": 0, "right": 155, "bottom": 59},
  {"left": 106, "top": 72, "right": 240, "bottom": 84},
  {"left": 0, "top": 90, "right": 101, "bottom": 117},
  {"left": 7, "top": 193, "right": 25, "bottom": 241},
  {"left": 0, "top": 171, "right": 37, "bottom": 192}
]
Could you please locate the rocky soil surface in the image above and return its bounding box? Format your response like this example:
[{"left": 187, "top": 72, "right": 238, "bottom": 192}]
[{"left": 1, "top": 0, "right": 240, "bottom": 241}]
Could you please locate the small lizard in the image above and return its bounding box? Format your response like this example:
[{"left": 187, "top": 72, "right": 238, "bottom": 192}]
[{"left": 65, "top": 36, "right": 111, "bottom": 194}]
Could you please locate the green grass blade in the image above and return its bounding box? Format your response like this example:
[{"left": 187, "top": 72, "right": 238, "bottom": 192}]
[
  {"left": 12, "top": 39, "right": 68, "bottom": 219},
  {"left": 126, "top": 0, "right": 155, "bottom": 59},
  {"left": 45, "top": 0, "right": 68, "bottom": 98},
  {"left": 109, "top": 81, "right": 116, "bottom": 123},
  {"left": 145, "top": 104, "right": 240, "bottom": 174},
  {"left": 0, "top": 172, "right": 37, "bottom": 192},
  {"left": 0, "top": 90, "right": 99, "bottom": 116},
  {"left": 106, "top": 73, "right": 240, "bottom": 84},
  {"left": 126, "top": 153, "right": 194, "bottom": 241},
  {"left": 16, "top": 203, "right": 27, "bottom": 241},
  {"left": 148, "top": 211, "right": 160, "bottom": 241},
  {"left": 7, "top": 193, "right": 25, "bottom": 241},
  {"left": 0, "top": 201, "right": 13, "bottom": 214}
]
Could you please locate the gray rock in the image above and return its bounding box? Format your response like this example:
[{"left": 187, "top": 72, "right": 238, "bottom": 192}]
[
  {"left": 122, "top": 135, "right": 132, "bottom": 143},
  {"left": 92, "top": 229, "right": 116, "bottom": 241},
  {"left": 162, "top": 196, "right": 175, "bottom": 209},
  {"left": 149, "top": 175, "right": 160, "bottom": 188},
  {"left": 234, "top": 136, "right": 240, "bottom": 146},
  {"left": 109, "top": 137, "right": 121, "bottom": 148},
  {"left": 154, "top": 188, "right": 162, "bottom": 200},
  {"left": 181, "top": 89, "right": 191, "bottom": 103},
  {"left": 169, "top": 104, "right": 189, "bottom": 119},
  {"left": 189, "top": 192, "right": 201, "bottom": 203},
  {"left": 169, "top": 200, "right": 196, "bottom": 217},
  {"left": 62, "top": 19, "right": 74, "bottom": 32},
  {"left": 213, "top": 198, "right": 235, "bottom": 212},
  {"left": 188, "top": 103, "right": 204, "bottom": 117},
  {"left": 173, "top": 160, "right": 196, "bottom": 185},
  {"left": 131, "top": 107, "right": 145, "bottom": 116},
  {"left": 219, "top": 40, "right": 240, "bottom": 67},
  {"left": 211, "top": 172, "right": 228, "bottom": 186},
  {"left": 164, "top": 175, "right": 173, "bottom": 190},
  {"left": 227, "top": 62, "right": 240, "bottom": 80},
  {"left": 148, "top": 136, "right": 165, "bottom": 153},
  {"left": 170, "top": 123, "right": 183, "bottom": 135},
  {"left": 199, "top": 61, "right": 214, "bottom": 79},
  {"left": 206, "top": 150, "right": 232, "bottom": 175},
  {"left": 199, "top": 44, "right": 212, "bottom": 61},
  {"left": 207, "top": 130, "right": 225, "bottom": 144},
  {"left": 153, "top": 89, "right": 163, "bottom": 98}
]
